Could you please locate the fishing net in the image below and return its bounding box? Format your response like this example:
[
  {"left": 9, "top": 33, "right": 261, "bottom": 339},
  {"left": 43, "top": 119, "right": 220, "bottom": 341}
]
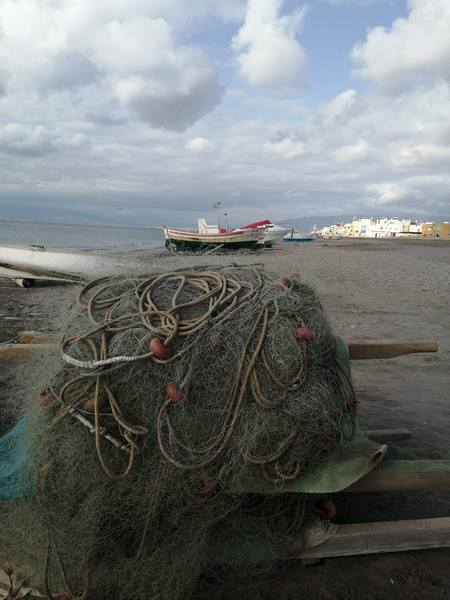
[{"left": 0, "top": 265, "right": 355, "bottom": 599}]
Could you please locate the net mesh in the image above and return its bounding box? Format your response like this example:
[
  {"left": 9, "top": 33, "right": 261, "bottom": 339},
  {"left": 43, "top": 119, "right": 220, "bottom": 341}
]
[{"left": 0, "top": 265, "right": 355, "bottom": 599}]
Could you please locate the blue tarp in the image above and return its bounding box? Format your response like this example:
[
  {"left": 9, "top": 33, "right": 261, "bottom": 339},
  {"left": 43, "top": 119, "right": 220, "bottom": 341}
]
[{"left": 0, "top": 417, "right": 34, "bottom": 501}]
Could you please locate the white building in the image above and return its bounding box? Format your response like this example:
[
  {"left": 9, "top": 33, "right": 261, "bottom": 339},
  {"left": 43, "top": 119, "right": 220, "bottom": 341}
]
[
  {"left": 352, "top": 218, "right": 372, "bottom": 237},
  {"left": 318, "top": 217, "right": 424, "bottom": 238},
  {"left": 367, "top": 218, "right": 406, "bottom": 238}
]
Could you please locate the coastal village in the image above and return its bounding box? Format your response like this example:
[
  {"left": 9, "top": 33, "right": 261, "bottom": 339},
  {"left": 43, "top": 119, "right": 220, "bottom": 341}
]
[{"left": 316, "top": 217, "right": 450, "bottom": 239}]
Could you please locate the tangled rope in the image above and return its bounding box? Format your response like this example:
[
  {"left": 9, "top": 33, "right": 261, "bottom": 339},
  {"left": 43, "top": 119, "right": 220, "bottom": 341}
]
[{"left": 54, "top": 267, "right": 354, "bottom": 483}]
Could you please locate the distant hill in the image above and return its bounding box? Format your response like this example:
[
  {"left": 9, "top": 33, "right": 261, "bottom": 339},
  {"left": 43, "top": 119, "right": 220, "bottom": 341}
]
[{"left": 279, "top": 215, "right": 355, "bottom": 231}]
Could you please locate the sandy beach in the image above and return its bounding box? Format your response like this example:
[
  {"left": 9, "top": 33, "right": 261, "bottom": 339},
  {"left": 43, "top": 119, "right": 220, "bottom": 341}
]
[{"left": 1, "top": 237, "right": 449, "bottom": 599}]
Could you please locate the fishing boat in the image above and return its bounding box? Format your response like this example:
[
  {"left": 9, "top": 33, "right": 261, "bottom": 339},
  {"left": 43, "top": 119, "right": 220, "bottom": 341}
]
[
  {"left": 0, "top": 243, "right": 143, "bottom": 286},
  {"left": 163, "top": 220, "right": 264, "bottom": 251},
  {"left": 236, "top": 220, "right": 290, "bottom": 247},
  {"left": 283, "top": 229, "right": 317, "bottom": 243}
]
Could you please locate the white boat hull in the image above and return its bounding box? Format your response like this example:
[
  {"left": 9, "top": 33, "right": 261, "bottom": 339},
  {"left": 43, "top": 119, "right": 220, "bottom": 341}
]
[
  {"left": 235, "top": 222, "right": 289, "bottom": 247},
  {"left": 163, "top": 227, "right": 263, "bottom": 250},
  {"left": 0, "top": 244, "right": 143, "bottom": 283},
  {"left": 263, "top": 225, "right": 290, "bottom": 246}
]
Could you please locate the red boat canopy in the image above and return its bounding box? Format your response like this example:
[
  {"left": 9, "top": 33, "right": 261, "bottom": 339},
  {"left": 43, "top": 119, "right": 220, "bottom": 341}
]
[{"left": 239, "top": 219, "right": 272, "bottom": 230}]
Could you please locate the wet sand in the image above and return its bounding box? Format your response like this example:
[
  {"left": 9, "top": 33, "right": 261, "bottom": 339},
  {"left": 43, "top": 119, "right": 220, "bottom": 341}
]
[{"left": 1, "top": 237, "right": 449, "bottom": 599}]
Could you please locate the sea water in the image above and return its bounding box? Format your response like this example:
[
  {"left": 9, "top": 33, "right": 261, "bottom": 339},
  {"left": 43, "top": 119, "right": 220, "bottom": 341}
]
[{"left": 0, "top": 220, "right": 164, "bottom": 250}]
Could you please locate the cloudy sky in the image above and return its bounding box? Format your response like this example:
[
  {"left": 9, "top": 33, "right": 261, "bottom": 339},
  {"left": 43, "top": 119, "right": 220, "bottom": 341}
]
[{"left": 0, "top": 0, "right": 449, "bottom": 226}]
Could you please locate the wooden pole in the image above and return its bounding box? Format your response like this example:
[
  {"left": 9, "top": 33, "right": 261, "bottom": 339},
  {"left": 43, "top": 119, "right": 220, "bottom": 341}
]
[
  {"left": 13, "top": 334, "right": 439, "bottom": 361},
  {"left": 364, "top": 428, "right": 411, "bottom": 443},
  {"left": 347, "top": 459, "right": 450, "bottom": 492},
  {"left": 348, "top": 340, "right": 438, "bottom": 360},
  {"left": 18, "top": 330, "right": 56, "bottom": 344},
  {"left": 299, "top": 517, "right": 450, "bottom": 559},
  {"left": 0, "top": 343, "right": 55, "bottom": 361}
]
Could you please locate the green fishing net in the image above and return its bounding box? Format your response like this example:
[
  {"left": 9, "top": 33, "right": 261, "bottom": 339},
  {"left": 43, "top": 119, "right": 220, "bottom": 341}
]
[{"left": 0, "top": 265, "right": 355, "bottom": 599}]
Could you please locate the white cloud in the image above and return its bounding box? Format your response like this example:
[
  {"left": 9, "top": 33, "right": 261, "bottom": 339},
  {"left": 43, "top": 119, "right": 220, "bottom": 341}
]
[
  {"left": 264, "top": 136, "right": 305, "bottom": 158},
  {"left": 0, "top": 0, "right": 449, "bottom": 223},
  {"left": 0, "top": 123, "right": 89, "bottom": 157},
  {"left": 334, "top": 140, "right": 370, "bottom": 163},
  {"left": 351, "top": 0, "right": 450, "bottom": 92},
  {"left": 385, "top": 143, "right": 450, "bottom": 168},
  {"left": 186, "top": 137, "right": 214, "bottom": 153},
  {"left": 367, "top": 181, "right": 408, "bottom": 204},
  {"left": 0, "top": 1, "right": 223, "bottom": 131},
  {"left": 319, "top": 89, "right": 359, "bottom": 125},
  {"left": 232, "top": 0, "right": 308, "bottom": 89},
  {"left": 324, "top": 0, "right": 390, "bottom": 5}
]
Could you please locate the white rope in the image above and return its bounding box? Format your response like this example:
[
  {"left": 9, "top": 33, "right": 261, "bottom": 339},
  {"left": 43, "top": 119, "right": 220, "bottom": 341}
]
[{"left": 62, "top": 352, "right": 147, "bottom": 369}]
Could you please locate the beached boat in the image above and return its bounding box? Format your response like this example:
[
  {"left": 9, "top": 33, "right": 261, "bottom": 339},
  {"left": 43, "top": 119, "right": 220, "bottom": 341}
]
[
  {"left": 0, "top": 243, "right": 142, "bottom": 286},
  {"left": 283, "top": 229, "right": 316, "bottom": 243},
  {"left": 163, "top": 220, "right": 264, "bottom": 251},
  {"left": 236, "top": 220, "right": 290, "bottom": 247}
]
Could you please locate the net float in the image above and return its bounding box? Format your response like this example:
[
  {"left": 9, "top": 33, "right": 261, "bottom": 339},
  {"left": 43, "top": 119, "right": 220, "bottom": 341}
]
[
  {"left": 84, "top": 394, "right": 105, "bottom": 412},
  {"left": 314, "top": 498, "right": 337, "bottom": 520},
  {"left": 197, "top": 478, "right": 215, "bottom": 496},
  {"left": 36, "top": 387, "right": 51, "bottom": 406},
  {"left": 38, "top": 462, "right": 51, "bottom": 477},
  {"left": 276, "top": 276, "right": 291, "bottom": 289},
  {"left": 210, "top": 333, "right": 221, "bottom": 351},
  {"left": 165, "top": 511, "right": 181, "bottom": 526},
  {"left": 166, "top": 382, "right": 184, "bottom": 402},
  {"left": 150, "top": 338, "right": 172, "bottom": 360},
  {"left": 296, "top": 326, "right": 315, "bottom": 342},
  {"left": 344, "top": 395, "right": 355, "bottom": 407}
]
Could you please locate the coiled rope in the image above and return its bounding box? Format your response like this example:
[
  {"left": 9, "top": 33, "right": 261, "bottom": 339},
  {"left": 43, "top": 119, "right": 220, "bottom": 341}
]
[{"left": 55, "top": 268, "right": 351, "bottom": 482}]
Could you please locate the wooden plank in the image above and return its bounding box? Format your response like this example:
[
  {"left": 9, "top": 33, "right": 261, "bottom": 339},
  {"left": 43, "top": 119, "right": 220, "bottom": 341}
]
[
  {"left": 18, "top": 330, "right": 56, "bottom": 344},
  {"left": 300, "top": 517, "right": 450, "bottom": 559},
  {"left": 0, "top": 343, "right": 55, "bottom": 361},
  {"left": 364, "top": 428, "right": 411, "bottom": 442},
  {"left": 348, "top": 340, "right": 438, "bottom": 360},
  {"left": 347, "top": 459, "right": 450, "bottom": 492}
]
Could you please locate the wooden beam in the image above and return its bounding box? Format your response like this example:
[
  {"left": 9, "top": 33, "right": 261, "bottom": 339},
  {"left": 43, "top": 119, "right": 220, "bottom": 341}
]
[
  {"left": 0, "top": 343, "right": 55, "bottom": 361},
  {"left": 11, "top": 335, "right": 440, "bottom": 362},
  {"left": 363, "top": 428, "right": 411, "bottom": 443},
  {"left": 347, "top": 459, "right": 450, "bottom": 492},
  {"left": 300, "top": 518, "right": 450, "bottom": 559},
  {"left": 18, "top": 330, "right": 56, "bottom": 344},
  {"left": 348, "top": 340, "right": 438, "bottom": 360}
]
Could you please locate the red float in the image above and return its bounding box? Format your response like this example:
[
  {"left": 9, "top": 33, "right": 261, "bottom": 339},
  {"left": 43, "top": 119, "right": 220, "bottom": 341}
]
[
  {"left": 150, "top": 338, "right": 173, "bottom": 360},
  {"left": 296, "top": 326, "right": 316, "bottom": 342},
  {"left": 314, "top": 498, "right": 337, "bottom": 520},
  {"left": 276, "top": 276, "right": 291, "bottom": 289},
  {"left": 166, "top": 382, "right": 184, "bottom": 402}
]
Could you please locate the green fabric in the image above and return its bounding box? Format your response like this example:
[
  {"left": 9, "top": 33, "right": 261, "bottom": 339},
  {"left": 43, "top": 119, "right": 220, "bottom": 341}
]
[{"left": 275, "top": 426, "right": 386, "bottom": 494}]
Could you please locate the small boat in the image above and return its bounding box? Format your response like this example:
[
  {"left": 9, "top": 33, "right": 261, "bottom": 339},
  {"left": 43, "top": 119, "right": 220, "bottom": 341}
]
[
  {"left": 283, "top": 229, "right": 317, "bottom": 243},
  {"left": 236, "top": 220, "right": 290, "bottom": 247},
  {"left": 163, "top": 220, "right": 264, "bottom": 251},
  {"left": 0, "top": 243, "right": 143, "bottom": 286}
]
